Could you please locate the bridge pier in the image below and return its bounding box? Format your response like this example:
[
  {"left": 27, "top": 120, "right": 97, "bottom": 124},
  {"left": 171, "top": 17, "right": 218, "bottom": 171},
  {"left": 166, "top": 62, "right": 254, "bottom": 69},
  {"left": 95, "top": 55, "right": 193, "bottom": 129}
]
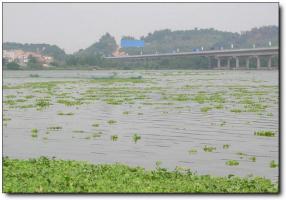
[
  {"left": 208, "top": 57, "right": 212, "bottom": 69},
  {"left": 246, "top": 57, "right": 250, "bottom": 69},
  {"left": 268, "top": 55, "right": 274, "bottom": 69},
  {"left": 235, "top": 57, "right": 240, "bottom": 69},
  {"left": 255, "top": 56, "right": 261, "bottom": 69},
  {"left": 216, "top": 57, "right": 221, "bottom": 69},
  {"left": 227, "top": 57, "right": 231, "bottom": 69}
]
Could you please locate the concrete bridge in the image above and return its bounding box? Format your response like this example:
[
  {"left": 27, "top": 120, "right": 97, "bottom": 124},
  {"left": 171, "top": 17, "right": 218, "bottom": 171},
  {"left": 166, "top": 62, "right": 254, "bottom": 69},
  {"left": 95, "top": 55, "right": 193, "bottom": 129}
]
[{"left": 104, "top": 47, "right": 279, "bottom": 69}]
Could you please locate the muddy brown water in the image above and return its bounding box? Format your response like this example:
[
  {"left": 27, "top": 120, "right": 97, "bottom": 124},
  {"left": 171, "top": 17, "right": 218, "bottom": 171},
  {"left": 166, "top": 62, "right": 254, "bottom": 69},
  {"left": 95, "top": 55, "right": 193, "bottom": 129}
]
[{"left": 3, "top": 70, "right": 279, "bottom": 181}]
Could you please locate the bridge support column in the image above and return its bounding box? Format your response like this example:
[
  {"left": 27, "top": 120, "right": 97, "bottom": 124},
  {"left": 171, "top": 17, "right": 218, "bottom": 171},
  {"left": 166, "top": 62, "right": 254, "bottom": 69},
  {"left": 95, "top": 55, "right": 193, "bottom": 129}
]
[
  {"left": 235, "top": 57, "right": 240, "bottom": 69},
  {"left": 208, "top": 57, "right": 212, "bottom": 69},
  {"left": 256, "top": 56, "right": 261, "bottom": 69},
  {"left": 246, "top": 57, "right": 250, "bottom": 69},
  {"left": 217, "top": 57, "right": 221, "bottom": 69},
  {"left": 227, "top": 57, "right": 231, "bottom": 69},
  {"left": 268, "top": 56, "right": 274, "bottom": 69}
]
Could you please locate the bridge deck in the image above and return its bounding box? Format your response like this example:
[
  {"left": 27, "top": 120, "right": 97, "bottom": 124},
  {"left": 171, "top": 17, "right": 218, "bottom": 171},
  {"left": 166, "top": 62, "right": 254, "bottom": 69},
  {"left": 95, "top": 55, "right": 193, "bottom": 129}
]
[{"left": 104, "top": 47, "right": 278, "bottom": 60}]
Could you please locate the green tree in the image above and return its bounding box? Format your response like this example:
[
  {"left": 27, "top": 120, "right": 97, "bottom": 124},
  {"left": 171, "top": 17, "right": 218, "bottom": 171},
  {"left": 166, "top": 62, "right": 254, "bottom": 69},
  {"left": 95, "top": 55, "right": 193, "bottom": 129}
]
[
  {"left": 6, "top": 62, "right": 21, "bottom": 70},
  {"left": 27, "top": 55, "right": 42, "bottom": 69}
]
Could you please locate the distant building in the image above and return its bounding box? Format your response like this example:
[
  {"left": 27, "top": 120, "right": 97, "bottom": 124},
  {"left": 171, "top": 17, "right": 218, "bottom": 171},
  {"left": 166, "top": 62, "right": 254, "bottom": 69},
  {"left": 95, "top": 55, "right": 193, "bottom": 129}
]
[{"left": 3, "top": 50, "right": 53, "bottom": 66}]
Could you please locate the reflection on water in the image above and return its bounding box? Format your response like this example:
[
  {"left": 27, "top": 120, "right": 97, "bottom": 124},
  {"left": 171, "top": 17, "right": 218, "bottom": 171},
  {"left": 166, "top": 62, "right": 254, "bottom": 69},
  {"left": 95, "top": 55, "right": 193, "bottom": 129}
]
[{"left": 3, "top": 70, "right": 279, "bottom": 181}]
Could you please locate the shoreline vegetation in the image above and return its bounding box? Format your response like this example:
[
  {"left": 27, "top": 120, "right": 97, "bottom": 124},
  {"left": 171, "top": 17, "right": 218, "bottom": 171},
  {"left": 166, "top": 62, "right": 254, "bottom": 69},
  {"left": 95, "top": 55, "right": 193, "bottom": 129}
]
[{"left": 3, "top": 157, "right": 278, "bottom": 193}]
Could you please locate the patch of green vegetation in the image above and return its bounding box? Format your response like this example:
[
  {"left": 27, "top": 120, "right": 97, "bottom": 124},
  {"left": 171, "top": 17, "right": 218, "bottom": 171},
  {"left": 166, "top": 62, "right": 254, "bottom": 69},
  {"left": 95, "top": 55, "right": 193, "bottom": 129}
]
[
  {"left": 84, "top": 136, "right": 91, "bottom": 140},
  {"left": 3, "top": 117, "right": 11, "bottom": 122},
  {"left": 223, "top": 144, "right": 230, "bottom": 149},
  {"left": 36, "top": 98, "right": 50, "bottom": 109},
  {"left": 192, "top": 92, "right": 225, "bottom": 104},
  {"left": 3, "top": 99, "right": 17, "bottom": 106},
  {"left": 111, "top": 135, "right": 118, "bottom": 141},
  {"left": 31, "top": 128, "right": 38, "bottom": 138},
  {"left": 243, "top": 103, "right": 267, "bottom": 113},
  {"left": 270, "top": 160, "right": 278, "bottom": 168},
  {"left": 188, "top": 149, "right": 198, "bottom": 155},
  {"left": 226, "top": 160, "right": 239, "bottom": 166},
  {"left": 92, "top": 132, "right": 102, "bottom": 138},
  {"left": 47, "top": 126, "right": 62, "bottom": 131},
  {"left": 249, "top": 157, "right": 256, "bottom": 162},
  {"left": 72, "top": 130, "right": 85, "bottom": 133},
  {"left": 57, "top": 99, "right": 82, "bottom": 106},
  {"left": 230, "top": 108, "right": 242, "bottom": 113},
  {"left": 89, "top": 76, "right": 144, "bottom": 84},
  {"left": 123, "top": 111, "right": 129, "bottom": 115},
  {"left": 5, "top": 95, "right": 16, "bottom": 99},
  {"left": 192, "top": 93, "right": 208, "bottom": 104},
  {"left": 214, "top": 104, "right": 224, "bottom": 110},
  {"left": 92, "top": 123, "right": 100, "bottom": 127},
  {"left": 203, "top": 145, "right": 216, "bottom": 152},
  {"left": 3, "top": 157, "right": 278, "bottom": 193},
  {"left": 254, "top": 131, "right": 275, "bottom": 137},
  {"left": 200, "top": 106, "right": 212, "bottom": 112},
  {"left": 105, "top": 98, "right": 125, "bottom": 105},
  {"left": 172, "top": 94, "right": 190, "bottom": 101},
  {"left": 57, "top": 111, "right": 74, "bottom": 116},
  {"left": 209, "top": 93, "right": 225, "bottom": 103},
  {"left": 107, "top": 120, "right": 117, "bottom": 125},
  {"left": 133, "top": 133, "right": 141, "bottom": 143},
  {"left": 24, "top": 95, "right": 34, "bottom": 99},
  {"left": 220, "top": 121, "right": 226, "bottom": 127}
]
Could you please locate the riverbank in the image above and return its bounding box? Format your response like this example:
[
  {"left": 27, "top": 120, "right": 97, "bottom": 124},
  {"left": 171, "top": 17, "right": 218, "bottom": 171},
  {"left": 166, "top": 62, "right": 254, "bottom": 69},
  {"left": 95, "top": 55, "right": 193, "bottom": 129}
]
[{"left": 3, "top": 157, "right": 278, "bottom": 193}]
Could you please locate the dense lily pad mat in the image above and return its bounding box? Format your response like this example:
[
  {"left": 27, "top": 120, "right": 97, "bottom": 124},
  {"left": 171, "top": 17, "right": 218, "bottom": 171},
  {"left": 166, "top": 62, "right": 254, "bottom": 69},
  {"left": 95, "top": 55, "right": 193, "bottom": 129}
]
[{"left": 3, "top": 157, "right": 278, "bottom": 193}]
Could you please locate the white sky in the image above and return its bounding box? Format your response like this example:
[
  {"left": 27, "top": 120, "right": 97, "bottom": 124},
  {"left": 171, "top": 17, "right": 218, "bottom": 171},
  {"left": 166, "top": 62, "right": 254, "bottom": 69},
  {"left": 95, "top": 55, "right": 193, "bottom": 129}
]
[{"left": 3, "top": 3, "right": 279, "bottom": 53}]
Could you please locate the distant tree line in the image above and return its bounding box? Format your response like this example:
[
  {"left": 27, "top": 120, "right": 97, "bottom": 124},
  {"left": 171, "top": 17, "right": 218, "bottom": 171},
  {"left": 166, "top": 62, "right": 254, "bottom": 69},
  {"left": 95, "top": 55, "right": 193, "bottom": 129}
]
[{"left": 3, "top": 25, "right": 278, "bottom": 70}]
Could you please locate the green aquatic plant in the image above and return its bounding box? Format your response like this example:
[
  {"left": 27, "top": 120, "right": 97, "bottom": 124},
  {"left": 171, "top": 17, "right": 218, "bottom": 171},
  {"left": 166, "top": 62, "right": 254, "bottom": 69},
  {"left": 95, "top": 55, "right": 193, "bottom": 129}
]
[
  {"left": 192, "top": 93, "right": 208, "bottom": 104},
  {"left": 107, "top": 120, "right": 117, "bottom": 125},
  {"left": 200, "top": 106, "right": 212, "bottom": 112},
  {"left": 172, "top": 94, "right": 190, "bottom": 101},
  {"left": 236, "top": 152, "right": 247, "bottom": 157},
  {"left": 133, "top": 133, "right": 141, "bottom": 143},
  {"left": 203, "top": 145, "right": 216, "bottom": 152},
  {"left": 31, "top": 128, "right": 38, "bottom": 138},
  {"left": 24, "top": 95, "right": 34, "bottom": 99},
  {"left": 92, "top": 123, "right": 100, "bottom": 127},
  {"left": 249, "top": 157, "right": 256, "bottom": 162},
  {"left": 5, "top": 95, "right": 16, "bottom": 99},
  {"left": 57, "top": 111, "right": 74, "bottom": 116},
  {"left": 92, "top": 132, "right": 102, "bottom": 138},
  {"left": 270, "top": 160, "right": 278, "bottom": 168},
  {"left": 3, "top": 100, "right": 17, "bottom": 106},
  {"left": 47, "top": 126, "right": 62, "bottom": 131},
  {"left": 36, "top": 99, "right": 50, "bottom": 109},
  {"left": 57, "top": 99, "right": 82, "bottom": 106},
  {"left": 254, "top": 131, "right": 275, "bottom": 137},
  {"left": 123, "top": 111, "right": 129, "bottom": 115},
  {"left": 220, "top": 121, "right": 226, "bottom": 127},
  {"left": 214, "top": 104, "right": 224, "bottom": 110},
  {"left": 223, "top": 144, "right": 230, "bottom": 149},
  {"left": 226, "top": 160, "right": 239, "bottom": 166},
  {"left": 111, "top": 135, "right": 118, "bottom": 141},
  {"left": 72, "top": 130, "right": 85, "bottom": 133},
  {"left": 3, "top": 157, "right": 278, "bottom": 193},
  {"left": 230, "top": 108, "right": 242, "bottom": 113},
  {"left": 3, "top": 117, "right": 11, "bottom": 122},
  {"left": 188, "top": 149, "right": 198, "bottom": 154}
]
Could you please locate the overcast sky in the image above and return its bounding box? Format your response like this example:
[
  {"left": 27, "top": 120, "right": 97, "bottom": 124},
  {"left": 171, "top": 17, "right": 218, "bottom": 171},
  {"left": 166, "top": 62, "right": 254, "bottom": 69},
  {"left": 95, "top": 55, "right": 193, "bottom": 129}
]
[{"left": 3, "top": 3, "right": 279, "bottom": 53}]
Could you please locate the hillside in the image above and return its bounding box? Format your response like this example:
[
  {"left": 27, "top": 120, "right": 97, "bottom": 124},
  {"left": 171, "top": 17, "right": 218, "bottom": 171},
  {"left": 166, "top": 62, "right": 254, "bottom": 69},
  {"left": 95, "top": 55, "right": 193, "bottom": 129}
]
[{"left": 120, "top": 26, "right": 278, "bottom": 55}]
